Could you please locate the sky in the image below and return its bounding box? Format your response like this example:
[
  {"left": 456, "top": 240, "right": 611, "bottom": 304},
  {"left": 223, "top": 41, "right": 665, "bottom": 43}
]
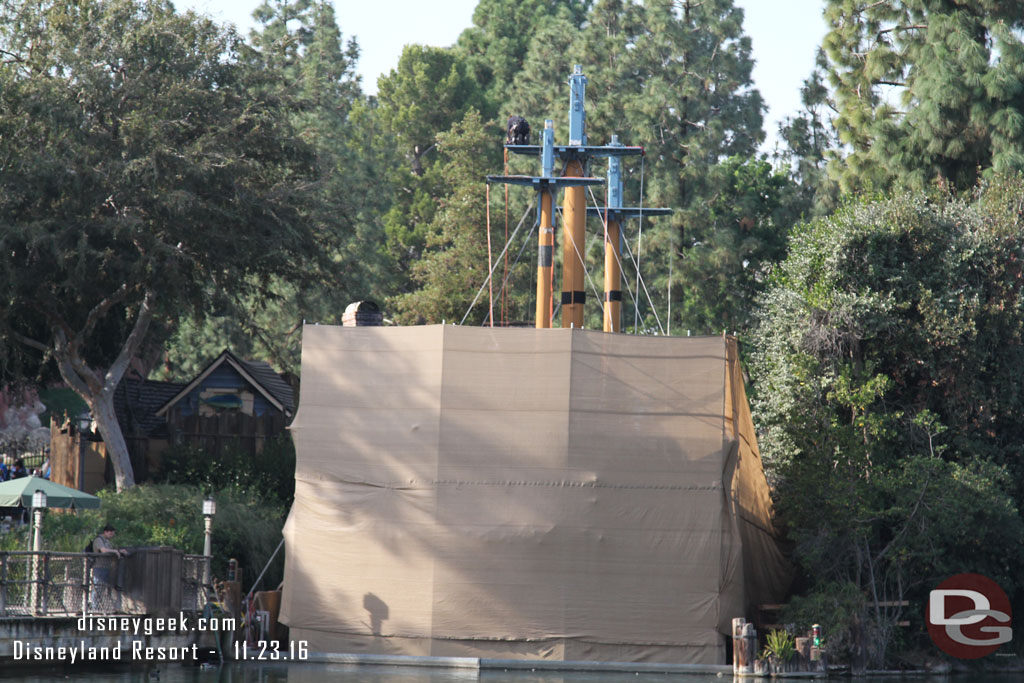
[{"left": 177, "top": 0, "right": 828, "bottom": 151}]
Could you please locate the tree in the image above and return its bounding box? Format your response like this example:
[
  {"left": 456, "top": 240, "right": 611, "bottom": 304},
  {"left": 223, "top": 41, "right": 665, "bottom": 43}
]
[
  {"left": 671, "top": 156, "right": 803, "bottom": 333},
  {"left": 156, "top": 0, "right": 392, "bottom": 379},
  {"left": 389, "top": 111, "right": 506, "bottom": 325},
  {"left": 822, "top": 0, "right": 1024, "bottom": 193},
  {"left": 497, "top": 0, "right": 775, "bottom": 333},
  {"left": 749, "top": 183, "right": 1024, "bottom": 667},
  {"left": 0, "top": 0, "right": 326, "bottom": 490},
  {"left": 775, "top": 48, "right": 841, "bottom": 217},
  {"left": 455, "top": 0, "right": 591, "bottom": 117},
  {"left": 375, "top": 45, "right": 486, "bottom": 282}
]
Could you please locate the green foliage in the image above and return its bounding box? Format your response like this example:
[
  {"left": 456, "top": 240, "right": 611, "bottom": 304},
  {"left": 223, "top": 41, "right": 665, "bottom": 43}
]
[
  {"left": 492, "top": 0, "right": 791, "bottom": 334},
  {"left": 455, "top": 0, "right": 591, "bottom": 118},
  {"left": 761, "top": 628, "right": 797, "bottom": 662},
  {"left": 672, "top": 156, "right": 805, "bottom": 332},
  {"left": 38, "top": 387, "right": 89, "bottom": 427},
  {"left": 775, "top": 48, "right": 841, "bottom": 217},
  {"left": 157, "top": 0, "right": 389, "bottom": 378},
  {"left": 1, "top": 484, "right": 285, "bottom": 592},
  {"left": 0, "top": 0, "right": 330, "bottom": 488},
  {"left": 389, "top": 111, "right": 509, "bottom": 324},
  {"left": 821, "top": 0, "right": 1024, "bottom": 193},
  {"left": 751, "top": 180, "right": 1024, "bottom": 667},
  {"left": 157, "top": 436, "right": 296, "bottom": 507},
  {"left": 375, "top": 44, "right": 487, "bottom": 283},
  {"left": 782, "top": 582, "right": 863, "bottom": 663}
]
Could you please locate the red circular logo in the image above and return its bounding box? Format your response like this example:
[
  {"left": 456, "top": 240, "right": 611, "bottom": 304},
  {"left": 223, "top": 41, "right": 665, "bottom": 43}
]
[{"left": 926, "top": 573, "right": 1012, "bottom": 659}]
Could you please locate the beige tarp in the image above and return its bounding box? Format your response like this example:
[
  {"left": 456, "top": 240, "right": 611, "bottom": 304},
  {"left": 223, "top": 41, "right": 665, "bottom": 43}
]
[{"left": 280, "top": 325, "right": 789, "bottom": 664}]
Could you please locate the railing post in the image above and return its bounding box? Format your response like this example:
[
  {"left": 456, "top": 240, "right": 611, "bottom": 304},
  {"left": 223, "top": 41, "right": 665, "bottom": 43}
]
[
  {"left": 83, "top": 555, "right": 91, "bottom": 615},
  {"left": 1, "top": 553, "right": 7, "bottom": 617},
  {"left": 42, "top": 552, "right": 50, "bottom": 616}
]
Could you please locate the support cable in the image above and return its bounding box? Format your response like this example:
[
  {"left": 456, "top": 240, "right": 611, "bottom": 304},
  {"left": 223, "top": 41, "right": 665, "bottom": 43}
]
[
  {"left": 487, "top": 221, "right": 537, "bottom": 326},
  {"left": 460, "top": 203, "right": 534, "bottom": 326},
  {"left": 486, "top": 184, "right": 494, "bottom": 327},
  {"left": 634, "top": 155, "right": 646, "bottom": 331},
  {"left": 555, "top": 206, "right": 604, "bottom": 314},
  {"left": 585, "top": 185, "right": 640, "bottom": 321},
  {"left": 503, "top": 149, "right": 510, "bottom": 326},
  {"left": 621, "top": 230, "right": 665, "bottom": 335}
]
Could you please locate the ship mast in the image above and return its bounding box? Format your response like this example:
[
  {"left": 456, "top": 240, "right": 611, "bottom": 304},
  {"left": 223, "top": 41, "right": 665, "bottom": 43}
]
[{"left": 486, "top": 65, "right": 671, "bottom": 331}]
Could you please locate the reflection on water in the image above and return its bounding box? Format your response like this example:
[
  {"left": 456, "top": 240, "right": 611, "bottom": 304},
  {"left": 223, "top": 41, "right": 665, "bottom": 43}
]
[{"left": 0, "top": 662, "right": 1019, "bottom": 683}]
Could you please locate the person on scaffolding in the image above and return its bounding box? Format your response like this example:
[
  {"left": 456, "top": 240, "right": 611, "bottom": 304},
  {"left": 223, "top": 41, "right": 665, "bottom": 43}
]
[{"left": 90, "top": 524, "right": 127, "bottom": 611}]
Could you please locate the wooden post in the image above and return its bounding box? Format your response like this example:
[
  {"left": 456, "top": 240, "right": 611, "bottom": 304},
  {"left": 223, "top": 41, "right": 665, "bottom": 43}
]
[
  {"left": 603, "top": 218, "right": 622, "bottom": 332},
  {"left": 561, "top": 160, "right": 586, "bottom": 329},
  {"left": 1, "top": 553, "right": 7, "bottom": 617},
  {"left": 536, "top": 189, "right": 554, "bottom": 328},
  {"left": 733, "top": 617, "right": 756, "bottom": 674},
  {"left": 796, "top": 636, "right": 811, "bottom": 671}
]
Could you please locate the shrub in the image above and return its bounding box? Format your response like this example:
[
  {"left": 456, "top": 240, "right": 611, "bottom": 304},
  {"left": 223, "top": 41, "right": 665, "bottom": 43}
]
[
  {"left": 1, "top": 483, "right": 285, "bottom": 593},
  {"left": 762, "top": 628, "right": 797, "bottom": 662},
  {"left": 157, "top": 434, "right": 295, "bottom": 506}
]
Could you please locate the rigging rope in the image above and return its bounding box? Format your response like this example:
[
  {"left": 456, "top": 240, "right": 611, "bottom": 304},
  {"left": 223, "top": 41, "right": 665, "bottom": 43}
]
[
  {"left": 487, "top": 221, "right": 537, "bottom": 326},
  {"left": 555, "top": 206, "right": 605, "bottom": 314},
  {"left": 485, "top": 184, "right": 494, "bottom": 327},
  {"left": 635, "top": 154, "right": 645, "bottom": 332},
  {"left": 622, "top": 231, "right": 665, "bottom": 335},
  {"left": 583, "top": 183, "right": 664, "bottom": 336},
  {"left": 460, "top": 203, "right": 534, "bottom": 326},
  {"left": 586, "top": 185, "right": 640, "bottom": 323},
  {"left": 503, "top": 149, "right": 510, "bottom": 326}
]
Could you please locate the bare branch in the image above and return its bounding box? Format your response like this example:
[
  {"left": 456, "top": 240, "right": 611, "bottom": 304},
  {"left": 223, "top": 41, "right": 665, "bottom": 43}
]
[
  {"left": 10, "top": 332, "right": 48, "bottom": 353},
  {"left": 102, "top": 288, "right": 156, "bottom": 396},
  {"left": 80, "top": 283, "right": 129, "bottom": 343},
  {"left": 854, "top": 0, "right": 890, "bottom": 16},
  {"left": 878, "top": 24, "right": 927, "bottom": 36}
]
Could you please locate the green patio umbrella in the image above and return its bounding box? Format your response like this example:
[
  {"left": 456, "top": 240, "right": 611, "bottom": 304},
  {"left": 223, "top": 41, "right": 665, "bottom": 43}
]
[{"left": 0, "top": 476, "right": 101, "bottom": 509}]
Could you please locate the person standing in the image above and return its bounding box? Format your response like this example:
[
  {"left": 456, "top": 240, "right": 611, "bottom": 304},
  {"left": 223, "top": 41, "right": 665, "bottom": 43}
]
[
  {"left": 93, "top": 524, "right": 128, "bottom": 558},
  {"left": 10, "top": 458, "right": 27, "bottom": 479},
  {"left": 91, "top": 524, "right": 127, "bottom": 611}
]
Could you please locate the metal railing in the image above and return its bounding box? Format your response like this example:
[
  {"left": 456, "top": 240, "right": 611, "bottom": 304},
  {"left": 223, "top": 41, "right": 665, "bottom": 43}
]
[
  {"left": 0, "top": 551, "right": 211, "bottom": 617},
  {"left": 182, "top": 554, "right": 210, "bottom": 612}
]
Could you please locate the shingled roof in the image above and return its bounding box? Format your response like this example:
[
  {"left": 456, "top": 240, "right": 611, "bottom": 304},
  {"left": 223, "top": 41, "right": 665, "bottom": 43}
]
[
  {"left": 113, "top": 377, "right": 185, "bottom": 438},
  {"left": 155, "top": 350, "right": 294, "bottom": 418}
]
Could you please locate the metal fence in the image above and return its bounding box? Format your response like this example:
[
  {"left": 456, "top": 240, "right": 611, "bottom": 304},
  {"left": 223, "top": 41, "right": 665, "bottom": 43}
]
[
  {"left": 0, "top": 551, "right": 211, "bottom": 617},
  {"left": 182, "top": 554, "right": 210, "bottom": 612}
]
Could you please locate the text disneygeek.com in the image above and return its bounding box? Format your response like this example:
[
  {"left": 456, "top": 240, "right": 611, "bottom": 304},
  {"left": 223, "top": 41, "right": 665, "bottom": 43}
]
[{"left": 11, "top": 613, "right": 238, "bottom": 663}]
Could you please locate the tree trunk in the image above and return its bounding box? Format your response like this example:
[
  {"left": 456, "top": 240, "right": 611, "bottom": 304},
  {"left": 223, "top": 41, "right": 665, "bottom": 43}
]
[
  {"left": 90, "top": 389, "right": 135, "bottom": 491},
  {"left": 46, "top": 289, "right": 156, "bottom": 492}
]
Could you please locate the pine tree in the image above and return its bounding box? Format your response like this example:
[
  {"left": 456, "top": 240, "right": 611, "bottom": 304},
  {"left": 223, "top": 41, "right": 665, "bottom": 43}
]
[
  {"left": 501, "top": 0, "right": 778, "bottom": 333},
  {"left": 823, "top": 0, "right": 1024, "bottom": 192},
  {"left": 389, "top": 111, "right": 505, "bottom": 325}
]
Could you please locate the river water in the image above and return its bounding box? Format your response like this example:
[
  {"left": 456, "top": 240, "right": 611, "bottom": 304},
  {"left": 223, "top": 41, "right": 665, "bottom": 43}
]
[{"left": 0, "top": 662, "right": 1018, "bottom": 683}]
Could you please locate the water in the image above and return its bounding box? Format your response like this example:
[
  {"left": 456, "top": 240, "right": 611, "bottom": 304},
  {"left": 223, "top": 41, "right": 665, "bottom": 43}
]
[{"left": 0, "top": 662, "right": 1019, "bottom": 683}]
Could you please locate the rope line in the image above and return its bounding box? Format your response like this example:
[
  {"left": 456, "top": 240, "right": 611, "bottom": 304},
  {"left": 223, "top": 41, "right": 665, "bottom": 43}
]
[
  {"left": 485, "top": 184, "right": 494, "bottom": 327},
  {"left": 486, "top": 222, "right": 537, "bottom": 326},
  {"left": 555, "top": 206, "right": 604, "bottom": 313},
  {"left": 622, "top": 230, "right": 665, "bottom": 335},
  {"left": 585, "top": 185, "right": 640, "bottom": 322},
  {"left": 635, "top": 154, "right": 645, "bottom": 331},
  {"left": 460, "top": 203, "right": 534, "bottom": 326}
]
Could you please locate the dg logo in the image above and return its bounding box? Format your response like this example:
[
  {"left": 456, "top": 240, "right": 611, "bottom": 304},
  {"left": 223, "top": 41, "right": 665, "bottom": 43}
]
[{"left": 927, "top": 573, "right": 1013, "bottom": 659}]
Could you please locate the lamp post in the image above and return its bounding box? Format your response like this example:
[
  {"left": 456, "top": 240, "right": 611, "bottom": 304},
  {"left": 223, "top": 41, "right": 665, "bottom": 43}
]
[
  {"left": 202, "top": 497, "right": 216, "bottom": 586},
  {"left": 32, "top": 490, "right": 47, "bottom": 552},
  {"left": 31, "top": 490, "right": 47, "bottom": 614}
]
